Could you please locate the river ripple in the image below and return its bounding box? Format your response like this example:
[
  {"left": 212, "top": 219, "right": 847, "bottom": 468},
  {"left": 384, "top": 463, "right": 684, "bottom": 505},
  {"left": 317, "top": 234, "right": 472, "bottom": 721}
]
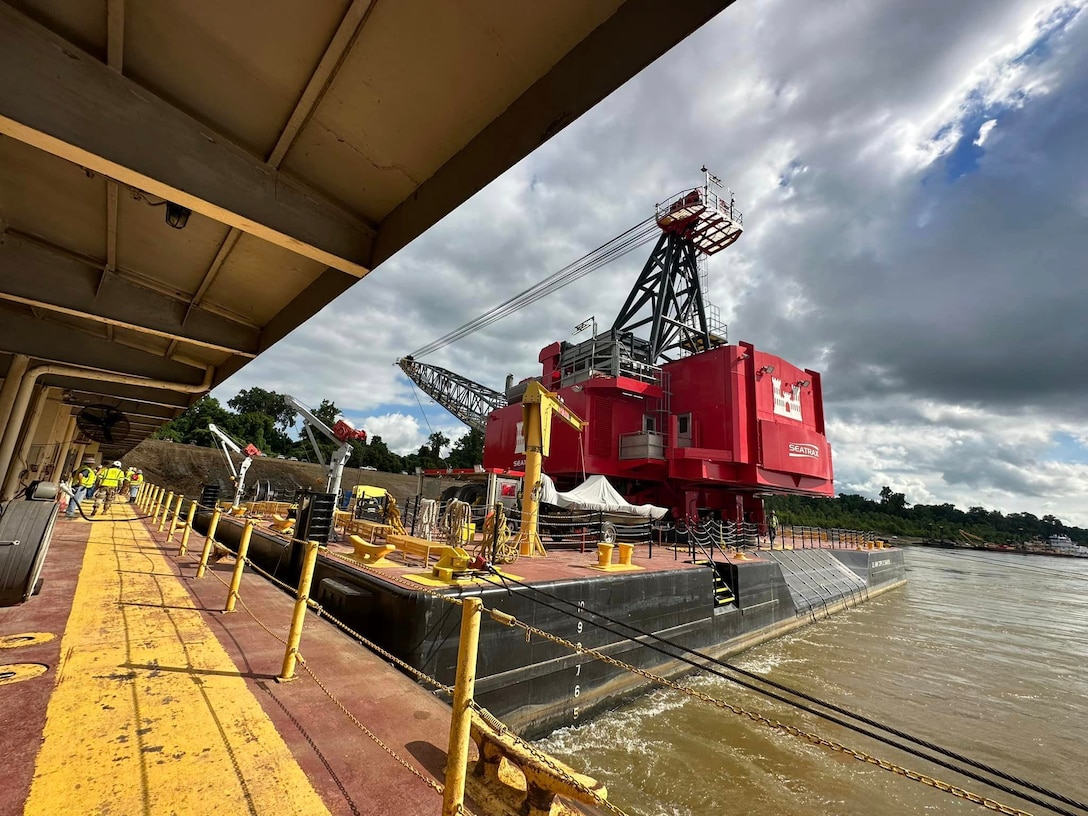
[{"left": 539, "top": 547, "right": 1088, "bottom": 815}]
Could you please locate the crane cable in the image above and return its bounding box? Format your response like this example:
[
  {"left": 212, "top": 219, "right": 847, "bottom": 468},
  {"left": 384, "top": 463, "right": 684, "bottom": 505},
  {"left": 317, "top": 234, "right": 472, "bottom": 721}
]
[
  {"left": 487, "top": 569, "right": 1088, "bottom": 816},
  {"left": 409, "top": 217, "right": 659, "bottom": 358}
]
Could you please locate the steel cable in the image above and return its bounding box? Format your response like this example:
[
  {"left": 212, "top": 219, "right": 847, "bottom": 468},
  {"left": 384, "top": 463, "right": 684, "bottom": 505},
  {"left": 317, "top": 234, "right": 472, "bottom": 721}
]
[
  {"left": 489, "top": 570, "right": 1088, "bottom": 816},
  {"left": 410, "top": 218, "right": 658, "bottom": 358}
]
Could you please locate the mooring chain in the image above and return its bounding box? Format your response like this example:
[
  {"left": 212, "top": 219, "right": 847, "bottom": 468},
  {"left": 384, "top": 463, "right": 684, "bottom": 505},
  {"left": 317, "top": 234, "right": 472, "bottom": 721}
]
[
  {"left": 496, "top": 611, "right": 1035, "bottom": 816},
  {"left": 189, "top": 551, "right": 456, "bottom": 809},
  {"left": 317, "top": 604, "right": 454, "bottom": 695},
  {"left": 298, "top": 661, "right": 457, "bottom": 807},
  {"left": 239, "top": 552, "right": 302, "bottom": 597},
  {"left": 203, "top": 565, "right": 289, "bottom": 646}
]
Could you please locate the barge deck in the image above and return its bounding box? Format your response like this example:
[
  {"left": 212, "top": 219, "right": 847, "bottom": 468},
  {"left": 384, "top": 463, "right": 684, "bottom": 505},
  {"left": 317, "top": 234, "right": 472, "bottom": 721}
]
[{"left": 0, "top": 505, "right": 464, "bottom": 816}]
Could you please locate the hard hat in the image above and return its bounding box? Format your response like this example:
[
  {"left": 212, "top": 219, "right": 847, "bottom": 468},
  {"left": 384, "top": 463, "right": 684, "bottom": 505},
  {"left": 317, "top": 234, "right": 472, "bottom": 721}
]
[{"left": 113, "top": 460, "right": 122, "bottom": 467}]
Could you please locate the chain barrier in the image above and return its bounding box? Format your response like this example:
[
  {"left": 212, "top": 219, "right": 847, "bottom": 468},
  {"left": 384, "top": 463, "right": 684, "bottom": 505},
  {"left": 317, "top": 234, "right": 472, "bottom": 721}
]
[
  {"left": 159, "top": 497, "right": 1048, "bottom": 816},
  {"left": 317, "top": 600, "right": 454, "bottom": 695},
  {"left": 491, "top": 608, "right": 1036, "bottom": 816},
  {"left": 298, "top": 661, "right": 454, "bottom": 804},
  {"left": 187, "top": 551, "right": 453, "bottom": 808}
]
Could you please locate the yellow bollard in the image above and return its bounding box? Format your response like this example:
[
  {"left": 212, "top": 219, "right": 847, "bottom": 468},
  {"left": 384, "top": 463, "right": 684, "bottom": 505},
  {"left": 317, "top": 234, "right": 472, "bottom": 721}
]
[
  {"left": 224, "top": 520, "right": 255, "bottom": 613},
  {"left": 596, "top": 543, "right": 614, "bottom": 567},
  {"left": 442, "top": 596, "right": 482, "bottom": 816},
  {"left": 166, "top": 494, "right": 185, "bottom": 542},
  {"left": 178, "top": 500, "right": 197, "bottom": 557},
  {"left": 150, "top": 488, "right": 165, "bottom": 525},
  {"left": 277, "top": 540, "right": 320, "bottom": 682},
  {"left": 618, "top": 542, "right": 634, "bottom": 566},
  {"left": 195, "top": 508, "right": 222, "bottom": 579},
  {"left": 157, "top": 492, "right": 175, "bottom": 532}
]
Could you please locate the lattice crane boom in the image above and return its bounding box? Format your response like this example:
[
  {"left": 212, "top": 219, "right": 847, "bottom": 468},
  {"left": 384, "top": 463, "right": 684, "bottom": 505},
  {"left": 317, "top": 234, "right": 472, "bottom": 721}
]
[{"left": 397, "top": 357, "right": 507, "bottom": 433}]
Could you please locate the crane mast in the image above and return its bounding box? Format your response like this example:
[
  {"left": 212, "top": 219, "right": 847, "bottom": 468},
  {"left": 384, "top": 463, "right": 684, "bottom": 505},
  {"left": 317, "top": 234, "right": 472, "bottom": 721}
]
[
  {"left": 284, "top": 395, "right": 367, "bottom": 500},
  {"left": 611, "top": 169, "right": 741, "bottom": 363},
  {"left": 396, "top": 357, "right": 507, "bottom": 434},
  {"left": 207, "top": 423, "right": 261, "bottom": 509}
]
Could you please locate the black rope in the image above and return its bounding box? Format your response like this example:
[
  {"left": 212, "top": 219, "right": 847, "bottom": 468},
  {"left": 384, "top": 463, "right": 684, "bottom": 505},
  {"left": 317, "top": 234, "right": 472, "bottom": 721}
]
[
  {"left": 488, "top": 569, "right": 1088, "bottom": 816},
  {"left": 64, "top": 489, "right": 155, "bottom": 522}
]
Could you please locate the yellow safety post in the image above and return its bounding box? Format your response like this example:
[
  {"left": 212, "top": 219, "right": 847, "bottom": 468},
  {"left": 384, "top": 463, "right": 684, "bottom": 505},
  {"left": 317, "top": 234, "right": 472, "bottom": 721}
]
[
  {"left": 166, "top": 493, "right": 185, "bottom": 542},
  {"left": 178, "top": 500, "right": 198, "bottom": 557},
  {"left": 443, "top": 596, "right": 482, "bottom": 816},
  {"left": 157, "top": 492, "right": 175, "bottom": 532},
  {"left": 195, "top": 508, "right": 222, "bottom": 579},
  {"left": 277, "top": 540, "right": 320, "bottom": 682},
  {"left": 224, "top": 520, "right": 255, "bottom": 613},
  {"left": 150, "top": 488, "right": 165, "bottom": 525},
  {"left": 139, "top": 483, "right": 150, "bottom": 510}
]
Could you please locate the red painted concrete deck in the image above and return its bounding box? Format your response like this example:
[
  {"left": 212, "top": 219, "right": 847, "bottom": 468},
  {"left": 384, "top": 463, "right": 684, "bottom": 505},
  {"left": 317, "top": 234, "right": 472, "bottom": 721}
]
[
  {"left": 0, "top": 507, "right": 479, "bottom": 816},
  {"left": 0, "top": 514, "right": 88, "bottom": 816}
]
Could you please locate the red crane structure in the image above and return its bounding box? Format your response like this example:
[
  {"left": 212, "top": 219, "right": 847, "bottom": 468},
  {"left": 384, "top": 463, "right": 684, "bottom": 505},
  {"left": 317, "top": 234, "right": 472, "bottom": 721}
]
[{"left": 404, "top": 171, "right": 834, "bottom": 525}]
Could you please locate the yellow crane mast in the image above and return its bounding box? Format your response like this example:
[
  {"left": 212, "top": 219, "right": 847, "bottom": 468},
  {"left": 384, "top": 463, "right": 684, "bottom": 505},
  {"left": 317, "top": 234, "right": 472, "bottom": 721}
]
[{"left": 515, "top": 381, "right": 587, "bottom": 557}]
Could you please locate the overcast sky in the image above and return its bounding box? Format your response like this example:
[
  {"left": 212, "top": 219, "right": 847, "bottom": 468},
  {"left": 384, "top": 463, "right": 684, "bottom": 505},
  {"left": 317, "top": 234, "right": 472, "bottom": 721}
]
[{"left": 216, "top": 0, "right": 1088, "bottom": 527}]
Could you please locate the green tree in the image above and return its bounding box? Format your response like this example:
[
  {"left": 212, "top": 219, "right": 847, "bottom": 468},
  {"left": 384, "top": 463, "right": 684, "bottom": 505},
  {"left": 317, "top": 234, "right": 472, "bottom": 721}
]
[
  {"left": 447, "top": 429, "right": 484, "bottom": 468},
  {"left": 227, "top": 388, "right": 293, "bottom": 429},
  {"left": 151, "top": 395, "right": 233, "bottom": 446}
]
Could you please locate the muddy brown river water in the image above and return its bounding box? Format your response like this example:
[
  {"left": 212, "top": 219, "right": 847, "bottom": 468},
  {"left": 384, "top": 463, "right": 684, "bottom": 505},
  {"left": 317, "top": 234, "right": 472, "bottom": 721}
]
[{"left": 539, "top": 547, "right": 1088, "bottom": 815}]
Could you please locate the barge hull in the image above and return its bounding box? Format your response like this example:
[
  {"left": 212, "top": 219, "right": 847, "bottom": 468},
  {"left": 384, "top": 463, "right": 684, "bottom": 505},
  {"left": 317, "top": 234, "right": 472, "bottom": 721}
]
[{"left": 198, "top": 514, "right": 905, "bottom": 738}]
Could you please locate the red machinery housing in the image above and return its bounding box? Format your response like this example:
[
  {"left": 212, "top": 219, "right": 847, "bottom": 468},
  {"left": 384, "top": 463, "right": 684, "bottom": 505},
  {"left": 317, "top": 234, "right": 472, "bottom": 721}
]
[
  {"left": 483, "top": 339, "right": 833, "bottom": 522},
  {"left": 407, "top": 173, "right": 834, "bottom": 525}
]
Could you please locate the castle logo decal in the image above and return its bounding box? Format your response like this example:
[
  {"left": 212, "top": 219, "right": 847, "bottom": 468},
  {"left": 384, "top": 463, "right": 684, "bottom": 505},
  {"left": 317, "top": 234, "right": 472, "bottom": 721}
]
[{"left": 772, "top": 377, "right": 803, "bottom": 421}]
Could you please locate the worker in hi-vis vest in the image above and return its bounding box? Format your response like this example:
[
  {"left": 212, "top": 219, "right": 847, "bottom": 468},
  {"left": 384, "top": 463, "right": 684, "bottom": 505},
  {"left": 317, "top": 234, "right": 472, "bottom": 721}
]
[
  {"left": 66, "top": 461, "right": 97, "bottom": 519},
  {"left": 128, "top": 469, "right": 143, "bottom": 503},
  {"left": 91, "top": 461, "right": 126, "bottom": 516}
]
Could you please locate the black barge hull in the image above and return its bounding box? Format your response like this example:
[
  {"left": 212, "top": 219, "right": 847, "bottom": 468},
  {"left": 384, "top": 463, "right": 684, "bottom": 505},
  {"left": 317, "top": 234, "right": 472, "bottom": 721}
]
[{"left": 197, "top": 514, "right": 905, "bottom": 738}]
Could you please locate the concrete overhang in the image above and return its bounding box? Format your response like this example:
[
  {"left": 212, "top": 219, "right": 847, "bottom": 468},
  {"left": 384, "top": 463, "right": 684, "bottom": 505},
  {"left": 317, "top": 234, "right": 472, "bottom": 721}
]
[{"left": 0, "top": 0, "right": 734, "bottom": 457}]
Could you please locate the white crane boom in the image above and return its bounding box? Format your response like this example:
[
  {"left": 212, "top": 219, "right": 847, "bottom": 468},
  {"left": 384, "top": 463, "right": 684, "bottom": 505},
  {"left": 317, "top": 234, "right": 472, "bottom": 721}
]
[
  {"left": 283, "top": 395, "right": 367, "bottom": 500},
  {"left": 207, "top": 423, "right": 261, "bottom": 509}
]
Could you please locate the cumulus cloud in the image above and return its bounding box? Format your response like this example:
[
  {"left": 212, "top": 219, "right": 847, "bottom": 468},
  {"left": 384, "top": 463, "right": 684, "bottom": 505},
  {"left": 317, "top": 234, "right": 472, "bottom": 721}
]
[{"left": 216, "top": 0, "right": 1088, "bottom": 526}]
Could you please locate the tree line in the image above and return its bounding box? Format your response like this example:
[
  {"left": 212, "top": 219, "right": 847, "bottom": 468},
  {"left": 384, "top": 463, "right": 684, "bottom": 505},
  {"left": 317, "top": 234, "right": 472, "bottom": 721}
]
[
  {"left": 151, "top": 387, "right": 483, "bottom": 473},
  {"left": 769, "top": 487, "right": 1085, "bottom": 544}
]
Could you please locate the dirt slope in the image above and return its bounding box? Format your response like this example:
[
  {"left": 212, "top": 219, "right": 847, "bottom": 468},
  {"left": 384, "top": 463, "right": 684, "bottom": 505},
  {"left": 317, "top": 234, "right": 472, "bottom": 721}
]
[{"left": 123, "top": 439, "right": 448, "bottom": 504}]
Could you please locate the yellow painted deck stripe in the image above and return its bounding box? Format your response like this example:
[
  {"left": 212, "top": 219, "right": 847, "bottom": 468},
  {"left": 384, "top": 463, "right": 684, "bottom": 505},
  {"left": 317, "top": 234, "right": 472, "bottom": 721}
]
[{"left": 24, "top": 507, "right": 331, "bottom": 816}]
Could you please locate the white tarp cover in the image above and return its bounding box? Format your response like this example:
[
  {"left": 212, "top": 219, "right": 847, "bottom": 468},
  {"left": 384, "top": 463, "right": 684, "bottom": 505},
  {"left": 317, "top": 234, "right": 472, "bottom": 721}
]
[{"left": 541, "top": 473, "right": 669, "bottom": 520}]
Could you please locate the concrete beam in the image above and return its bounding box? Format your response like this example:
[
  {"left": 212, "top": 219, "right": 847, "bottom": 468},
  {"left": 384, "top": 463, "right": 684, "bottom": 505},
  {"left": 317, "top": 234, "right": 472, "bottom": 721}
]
[
  {"left": 65, "top": 399, "right": 180, "bottom": 422},
  {"left": 0, "top": 232, "right": 259, "bottom": 356},
  {"left": 0, "top": 4, "right": 374, "bottom": 277},
  {"left": 51, "top": 380, "right": 194, "bottom": 410},
  {"left": 0, "top": 308, "right": 208, "bottom": 386},
  {"left": 371, "top": 0, "right": 733, "bottom": 267}
]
